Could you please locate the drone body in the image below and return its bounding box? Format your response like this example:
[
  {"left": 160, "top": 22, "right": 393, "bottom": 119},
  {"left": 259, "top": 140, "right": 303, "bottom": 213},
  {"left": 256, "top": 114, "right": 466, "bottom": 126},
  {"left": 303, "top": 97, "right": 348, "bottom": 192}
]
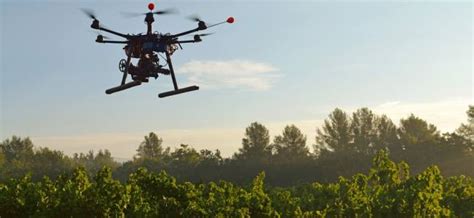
[{"left": 83, "top": 3, "right": 234, "bottom": 98}]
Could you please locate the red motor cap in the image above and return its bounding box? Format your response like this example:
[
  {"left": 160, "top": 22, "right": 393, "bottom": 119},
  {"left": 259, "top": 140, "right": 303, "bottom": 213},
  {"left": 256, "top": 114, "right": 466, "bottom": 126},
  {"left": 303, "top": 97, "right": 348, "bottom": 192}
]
[
  {"left": 226, "top": 16, "right": 235, "bottom": 23},
  {"left": 148, "top": 3, "right": 155, "bottom": 11}
]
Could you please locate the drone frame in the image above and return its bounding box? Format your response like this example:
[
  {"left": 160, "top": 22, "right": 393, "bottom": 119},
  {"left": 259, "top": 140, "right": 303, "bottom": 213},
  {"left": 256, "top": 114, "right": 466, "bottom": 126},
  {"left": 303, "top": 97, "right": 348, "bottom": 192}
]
[{"left": 86, "top": 8, "right": 232, "bottom": 98}]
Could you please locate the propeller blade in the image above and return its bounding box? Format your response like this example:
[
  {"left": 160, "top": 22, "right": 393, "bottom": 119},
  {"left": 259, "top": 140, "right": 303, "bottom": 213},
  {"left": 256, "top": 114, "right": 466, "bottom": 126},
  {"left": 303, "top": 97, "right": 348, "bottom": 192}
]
[
  {"left": 192, "top": 33, "right": 213, "bottom": 42},
  {"left": 187, "top": 14, "right": 202, "bottom": 22},
  {"left": 81, "top": 8, "right": 97, "bottom": 20},
  {"left": 153, "top": 8, "right": 178, "bottom": 15},
  {"left": 122, "top": 8, "right": 178, "bottom": 18},
  {"left": 197, "top": 33, "right": 214, "bottom": 37},
  {"left": 120, "top": 11, "right": 145, "bottom": 18}
]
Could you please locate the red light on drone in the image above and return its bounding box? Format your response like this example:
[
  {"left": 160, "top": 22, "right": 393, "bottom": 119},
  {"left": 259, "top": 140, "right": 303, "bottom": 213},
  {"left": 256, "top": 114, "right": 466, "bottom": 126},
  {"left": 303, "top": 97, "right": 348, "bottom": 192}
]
[
  {"left": 148, "top": 3, "right": 155, "bottom": 11},
  {"left": 226, "top": 17, "right": 235, "bottom": 23}
]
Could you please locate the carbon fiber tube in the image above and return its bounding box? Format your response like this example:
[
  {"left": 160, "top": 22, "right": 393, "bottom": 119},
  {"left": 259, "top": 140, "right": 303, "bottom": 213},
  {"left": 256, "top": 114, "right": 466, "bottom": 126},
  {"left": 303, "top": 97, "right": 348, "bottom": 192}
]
[
  {"left": 105, "top": 80, "right": 142, "bottom": 94},
  {"left": 158, "top": 85, "right": 199, "bottom": 98}
]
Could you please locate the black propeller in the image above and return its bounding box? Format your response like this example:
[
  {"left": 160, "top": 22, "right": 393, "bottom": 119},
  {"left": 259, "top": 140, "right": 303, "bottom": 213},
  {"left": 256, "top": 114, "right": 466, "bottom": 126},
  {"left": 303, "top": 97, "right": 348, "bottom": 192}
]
[
  {"left": 187, "top": 15, "right": 208, "bottom": 30},
  {"left": 121, "top": 8, "right": 178, "bottom": 17},
  {"left": 187, "top": 14, "right": 203, "bottom": 22},
  {"left": 186, "top": 14, "right": 204, "bottom": 22},
  {"left": 89, "top": 28, "right": 111, "bottom": 42},
  {"left": 195, "top": 33, "right": 214, "bottom": 37},
  {"left": 187, "top": 15, "right": 235, "bottom": 28},
  {"left": 193, "top": 33, "right": 213, "bottom": 41},
  {"left": 153, "top": 8, "right": 178, "bottom": 15},
  {"left": 81, "top": 8, "right": 98, "bottom": 20}
]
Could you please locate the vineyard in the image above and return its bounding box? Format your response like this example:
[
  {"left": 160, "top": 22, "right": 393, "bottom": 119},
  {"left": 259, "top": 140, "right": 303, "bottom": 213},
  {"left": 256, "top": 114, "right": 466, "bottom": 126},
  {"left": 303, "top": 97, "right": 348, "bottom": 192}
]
[
  {"left": 0, "top": 150, "right": 472, "bottom": 217},
  {"left": 1, "top": 106, "right": 473, "bottom": 217}
]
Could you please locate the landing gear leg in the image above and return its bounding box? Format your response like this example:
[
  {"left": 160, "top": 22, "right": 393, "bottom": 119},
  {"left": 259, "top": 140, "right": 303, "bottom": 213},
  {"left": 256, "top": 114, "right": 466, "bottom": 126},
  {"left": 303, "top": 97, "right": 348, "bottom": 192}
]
[
  {"left": 105, "top": 54, "right": 142, "bottom": 95},
  {"left": 121, "top": 55, "right": 131, "bottom": 85},
  {"left": 158, "top": 51, "right": 199, "bottom": 98}
]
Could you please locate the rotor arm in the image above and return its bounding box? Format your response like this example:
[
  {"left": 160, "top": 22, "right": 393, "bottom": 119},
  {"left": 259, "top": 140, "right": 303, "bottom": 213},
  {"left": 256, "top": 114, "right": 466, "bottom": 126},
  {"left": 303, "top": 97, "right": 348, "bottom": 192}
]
[
  {"left": 169, "top": 21, "right": 207, "bottom": 38},
  {"left": 99, "top": 27, "right": 129, "bottom": 39},
  {"left": 172, "top": 33, "right": 207, "bottom": 44},
  {"left": 91, "top": 23, "right": 130, "bottom": 39},
  {"left": 170, "top": 17, "right": 234, "bottom": 39},
  {"left": 169, "top": 27, "right": 201, "bottom": 38}
]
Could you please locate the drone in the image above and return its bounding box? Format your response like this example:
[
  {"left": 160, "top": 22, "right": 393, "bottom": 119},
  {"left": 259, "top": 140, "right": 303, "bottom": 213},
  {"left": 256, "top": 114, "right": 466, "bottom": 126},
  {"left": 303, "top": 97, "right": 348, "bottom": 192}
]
[{"left": 83, "top": 3, "right": 234, "bottom": 98}]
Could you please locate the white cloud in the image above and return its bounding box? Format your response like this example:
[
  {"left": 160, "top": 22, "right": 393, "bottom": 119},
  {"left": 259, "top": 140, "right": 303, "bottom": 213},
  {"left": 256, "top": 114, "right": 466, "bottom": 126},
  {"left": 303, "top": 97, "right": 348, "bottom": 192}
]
[
  {"left": 177, "top": 60, "right": 280, "bottom": 91},
  {"left": 372, "top": 98, "right": 471, "bottom": 132}
]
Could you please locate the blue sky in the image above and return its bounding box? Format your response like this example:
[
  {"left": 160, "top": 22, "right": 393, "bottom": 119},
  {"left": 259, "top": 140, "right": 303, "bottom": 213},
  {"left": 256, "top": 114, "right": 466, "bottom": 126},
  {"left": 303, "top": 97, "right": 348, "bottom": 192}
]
[{"left": 1, "top": 1, "right": 472, "bottom": 159}]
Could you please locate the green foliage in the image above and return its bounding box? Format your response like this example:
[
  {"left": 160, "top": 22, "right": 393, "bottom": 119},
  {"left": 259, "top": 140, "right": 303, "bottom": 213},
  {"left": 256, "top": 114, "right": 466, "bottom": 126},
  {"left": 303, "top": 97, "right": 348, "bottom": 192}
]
[
  {"left": 442, "top": 175, "right": 474, "bottom": 217},
  {"left": 351, "top": 108, "right": 378, "bottom": 154},
  {"left": 71, "top": 149, "right": 119, "bottom": 178},
  {"left": 31, "top": 147, "right": 73, "bottom": 180},
  {"left": 0, "top": 136, "right": 34, "bottom": 161},
  {"left": 235, "top": 122, "right": 272, "bottom": 163},
  {"left": 398, "top": 114, "right": 440, "bottom": 147},
  {"left": 0, "top": 153, "right": 473, "bottom": 217},
  {"left": 3, "top": 106, "right": 473, "bottom": 186},
  {"left": 1, "top": 106, "right": 473, "bottom": 216},
  {"left": 273, "top": 125, "right": 309, "bottom": 162},
  {"left": 0, "top": 136, "right": 35, "bottom": 180},
  {"left": 315, "top": 108, "right": 400, "bottom": 156},
  {"left": 54, "top": 167, "right": 93, "bottom": 216},
  {"left": 316, "top": 108, "right": 352, "bottom": 152},
  {"left": 136, "top": 132, "right": 166, "bottom": 160},
  {"left": 457, "top": 105, "right": 474, "bottom": 143},
  {"left": 87, "top": 167, "right": 128, "bottom": 216},
  {"left": 170, "top": 144, "right": 202, "bottom": 168},
  {"left": 270, "top": 188, "right": 302, "bottom": 217}
]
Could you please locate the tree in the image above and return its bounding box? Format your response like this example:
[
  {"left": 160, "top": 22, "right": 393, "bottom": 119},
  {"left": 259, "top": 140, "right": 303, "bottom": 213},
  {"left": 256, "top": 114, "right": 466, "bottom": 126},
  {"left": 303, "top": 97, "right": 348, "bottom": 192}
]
[
  {"left": 351, "top": 108, "right": 378, "bottom": 154},
  {"left": 315, "top": 108, "right": 352, "bottom": 152},
  {"left": 170, "top": 144, "right": 201, "bottom": 168},
  {"left": 373, "top": 115, "right": 400, "bottom": 154},
  {"left": 0, "top": 152, "right": 5, "bottom": 172},
  {"left": 398, "top": 114, "right": 440, "bottom": 147},
  {"left": 30, "top": 147, "right": 73, "bottom": 180},
  {"left": 234, "top": 122, "right": 272, "bottom": 163},
  {"left": 457, "top": 105, "right": 474, "bottom": 143},
  {"left": 0, "top": 136, "right": 34, "bottom": 161},
  {"left": 0, "top": 136, "right": 35, "bottom": 179},
  {"left": 199, "top": 149, "right": 223, "bottom": 167},
  {"left": 349, "top": 108, "right": 400, "bottom": 155},
  {"left": 273, "top": 125, "right": 309, "bottom": 162},
  {"left": 317, "top": 108, "right": 399, "bottom": 156},
  {"left": 72, "top": 150, "right": 119, "bottom": 176},
  {"left": 397, "top": 115, "right": 441, "bottom": 171},
  {"left": 136, "top": 132, "right": 165, "bottom": 160}
]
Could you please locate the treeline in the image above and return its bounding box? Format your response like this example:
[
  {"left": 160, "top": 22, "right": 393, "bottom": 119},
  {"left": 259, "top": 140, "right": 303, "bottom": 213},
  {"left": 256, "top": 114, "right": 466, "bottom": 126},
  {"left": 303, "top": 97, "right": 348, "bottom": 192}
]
[
  {"left": 0, "top": 106, "right": 473, "bottom": 186},
  {"left": 0, "top": 151, "right": 473, "bottom": 217}
]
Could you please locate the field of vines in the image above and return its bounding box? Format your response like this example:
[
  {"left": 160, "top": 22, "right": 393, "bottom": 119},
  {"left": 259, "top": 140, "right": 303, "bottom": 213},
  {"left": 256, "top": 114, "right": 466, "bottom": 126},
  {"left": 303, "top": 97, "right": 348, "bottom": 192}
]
[{"left": 0, "top": 151, "right": 472, "bottom": 217}]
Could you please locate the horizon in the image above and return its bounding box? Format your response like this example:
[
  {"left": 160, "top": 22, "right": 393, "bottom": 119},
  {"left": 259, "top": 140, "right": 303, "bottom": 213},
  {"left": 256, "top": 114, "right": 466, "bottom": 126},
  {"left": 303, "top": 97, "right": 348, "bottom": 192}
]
[{"left": 5, "top": 100, "right": 472, "bottom": 161}]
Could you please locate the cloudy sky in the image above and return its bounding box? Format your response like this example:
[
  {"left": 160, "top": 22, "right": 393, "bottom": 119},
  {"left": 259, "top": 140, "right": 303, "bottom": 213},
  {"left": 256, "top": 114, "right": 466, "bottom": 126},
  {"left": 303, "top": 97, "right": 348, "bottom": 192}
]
[{"left": 1, "top": 1, "right": 472, "bottom": 159}]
